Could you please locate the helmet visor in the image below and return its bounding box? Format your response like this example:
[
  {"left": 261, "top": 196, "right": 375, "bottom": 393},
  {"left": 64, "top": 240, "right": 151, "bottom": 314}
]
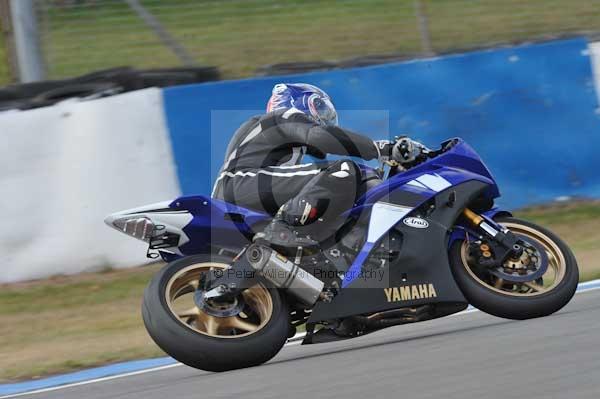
[{"left": 308, "top": 95, "right": 338, "bottom": 127}]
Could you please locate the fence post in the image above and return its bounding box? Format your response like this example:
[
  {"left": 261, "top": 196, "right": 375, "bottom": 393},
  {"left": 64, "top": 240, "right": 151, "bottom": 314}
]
[
  {"left": 124, "top": 0, "right": 197, "bottom": 66},
  {"left": 9, "top": 0, "right": 45, "bottom": 82},
  {"left": 414, "top": 0, "right": 434, "bottom": 56},
  {"left": 0, "top": 0, "right": 18, "bottom": 83}
]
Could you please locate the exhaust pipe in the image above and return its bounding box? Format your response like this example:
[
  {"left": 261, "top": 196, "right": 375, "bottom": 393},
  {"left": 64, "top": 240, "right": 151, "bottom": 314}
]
[{"left": 246, "top": 244, "right": 325, "bottom": 306}]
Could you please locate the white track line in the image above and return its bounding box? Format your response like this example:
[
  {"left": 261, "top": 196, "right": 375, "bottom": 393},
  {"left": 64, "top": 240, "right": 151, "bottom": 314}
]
[
  {"left": 0, "top": 364, "right": 181, "bottom": 399},
  {"left": 2, "top": 282, "right": 600, "bottom": 399}
]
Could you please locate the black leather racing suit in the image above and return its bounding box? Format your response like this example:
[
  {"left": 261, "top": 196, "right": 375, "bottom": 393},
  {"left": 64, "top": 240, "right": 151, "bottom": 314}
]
[{"left": 212, "top": 108, "right": 383, "bottom": 239}]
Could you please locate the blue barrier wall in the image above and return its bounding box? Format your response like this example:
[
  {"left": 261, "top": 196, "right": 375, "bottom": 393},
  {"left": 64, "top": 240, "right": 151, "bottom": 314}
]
[{"left": 162, "top": 37, "right": 600, "bottom": 209}]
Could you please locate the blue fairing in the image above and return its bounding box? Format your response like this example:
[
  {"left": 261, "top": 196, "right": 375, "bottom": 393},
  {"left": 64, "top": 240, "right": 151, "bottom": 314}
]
[
  {"left": 168, "top": 139, "right": 506, "bottom": 275},
  {"left": 369, "top": 140, "right": 496, "bottom": 204},
  {"left": 341, "top": 139, "right": 502, "bottom": 287},
  {"left": 345, "top": 139, "right": 498, "bottom": 220},
  {"left": 168, "top": 195, "right": 270, "bottom": 256}
]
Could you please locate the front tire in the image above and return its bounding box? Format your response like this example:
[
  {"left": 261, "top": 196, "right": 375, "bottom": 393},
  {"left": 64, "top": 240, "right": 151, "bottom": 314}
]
[
  {"left": 449, "top": 217, "right": 578, "bottom": 320},
  {"left": 142, "top": 254, "right": 290, "bottom": 372}
]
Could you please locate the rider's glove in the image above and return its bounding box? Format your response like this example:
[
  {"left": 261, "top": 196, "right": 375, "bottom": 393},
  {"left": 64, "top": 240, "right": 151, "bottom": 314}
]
[{"left": 392, "top": 136, "right": 429, "bottom": 165}]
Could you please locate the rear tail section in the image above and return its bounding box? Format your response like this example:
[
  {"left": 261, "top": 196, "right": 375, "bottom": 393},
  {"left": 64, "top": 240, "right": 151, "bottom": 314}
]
[
  {"left": 104, "top": 196, "right": 271, "bottom": 257},
  {"left": 104, "top": 200, "right": 193, "bottom": 256}
]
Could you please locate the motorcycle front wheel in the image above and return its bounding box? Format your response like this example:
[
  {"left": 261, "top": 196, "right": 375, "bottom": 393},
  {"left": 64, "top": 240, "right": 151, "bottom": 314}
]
[
  {"left": 142, "top": 254, "right": 290, "bottom": 372},
  {"left": 449, "top": 216, "right": 579, "bottom": 320}
]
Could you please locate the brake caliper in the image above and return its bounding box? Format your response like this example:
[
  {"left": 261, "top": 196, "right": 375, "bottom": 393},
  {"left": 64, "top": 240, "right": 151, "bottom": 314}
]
[{"left": 467, "top": 235, "right": 548, "bottom": 283}]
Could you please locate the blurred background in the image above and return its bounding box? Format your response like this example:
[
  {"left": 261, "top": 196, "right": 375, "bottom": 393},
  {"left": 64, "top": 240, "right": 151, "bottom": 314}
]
[
  {"left": 1, "top": 0, "right": 599, "bottom": 386},
  {"left": 1, "top": 0, "right": 600, "bottom": 81},
  {"left": 0, "top": 0, "right": 600, "bottom": 83}
]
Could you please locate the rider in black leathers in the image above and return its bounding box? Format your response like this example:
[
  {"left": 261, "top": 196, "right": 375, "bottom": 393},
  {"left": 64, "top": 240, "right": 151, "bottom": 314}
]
[{"left": 212, "top": 83, "right": 426, "bottom": 247}]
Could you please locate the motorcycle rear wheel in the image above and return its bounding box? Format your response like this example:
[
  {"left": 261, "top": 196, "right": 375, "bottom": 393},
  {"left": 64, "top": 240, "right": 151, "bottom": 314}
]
[
  {"left": 449, "top": 216, "right": 578, "bottom": 320},
  {"left": 142, "top": 254, "right": 290, "bottom": 372}
]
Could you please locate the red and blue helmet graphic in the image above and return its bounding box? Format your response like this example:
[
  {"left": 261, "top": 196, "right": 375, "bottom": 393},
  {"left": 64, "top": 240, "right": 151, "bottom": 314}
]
[{"left": 266, "top": 83, "right": 339, "bottom": 127}]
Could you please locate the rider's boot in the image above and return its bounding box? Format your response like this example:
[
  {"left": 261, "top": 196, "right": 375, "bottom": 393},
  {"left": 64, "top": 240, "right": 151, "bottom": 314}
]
[{"left": 255, "top": 198, "right": 321, "bottom": 250}]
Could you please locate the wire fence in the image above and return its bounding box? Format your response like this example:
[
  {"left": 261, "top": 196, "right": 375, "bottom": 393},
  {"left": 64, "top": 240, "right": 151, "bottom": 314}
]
[{"left": 13, "top": 0, "right": 600, "bottom": 80}]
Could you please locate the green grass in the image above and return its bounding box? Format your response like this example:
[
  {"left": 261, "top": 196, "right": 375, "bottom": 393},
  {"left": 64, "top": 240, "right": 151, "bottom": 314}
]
[
  {"left": 28, "top": 0, "right": 600, "bottom": 80},
  {"left": 515, "top": 201, "right": 600, "bottom": 226},
  {"left": 0, "top": 1, "right": 598, "bottom": 82},
  {"left": 0, "top": 266, "right": 158, "bottom": 315},
  {"left": 1, "top": 201, "right": 599, "bottom": 383},
  {"left": 0, "top": 264, "right": 166, "bottom": 383},
  {"left": 426, "top": 0, "right": 600, "bottom": 52},
  {"left": 515, "top": 201, "right": 600, "bottom": 281}
]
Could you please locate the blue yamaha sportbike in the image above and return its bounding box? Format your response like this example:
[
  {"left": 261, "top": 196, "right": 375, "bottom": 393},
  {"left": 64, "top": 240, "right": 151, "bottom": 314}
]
[{"left": 106, "top": 138, "right": 578, "bottom": 372}]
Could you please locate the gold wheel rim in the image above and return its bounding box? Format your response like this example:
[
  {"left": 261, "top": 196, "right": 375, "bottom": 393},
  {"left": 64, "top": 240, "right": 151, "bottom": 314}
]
[
  {"left": 165, "top": 262, "right": 273, "bottom": 338},
  {"left": 460, "top": 222, "right": 567, "bottom": 297}
]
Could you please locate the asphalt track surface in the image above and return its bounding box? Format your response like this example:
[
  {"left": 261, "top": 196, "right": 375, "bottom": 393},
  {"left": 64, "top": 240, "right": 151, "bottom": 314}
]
[{"left": 13, "top": 288, "right": 599, "bottom": 399}]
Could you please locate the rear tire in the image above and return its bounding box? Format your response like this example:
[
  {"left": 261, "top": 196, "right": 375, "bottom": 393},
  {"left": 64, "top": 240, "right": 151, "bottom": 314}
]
[
  {"left": 142, "top": 254, "right": 290, "bottom": 372},
  {"left": 449, "top": 217, "right": 578, "bottom": 320}
]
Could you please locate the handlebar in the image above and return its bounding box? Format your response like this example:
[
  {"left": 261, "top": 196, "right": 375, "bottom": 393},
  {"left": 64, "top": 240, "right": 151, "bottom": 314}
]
[{"left": 386, "top": 138, "right": 459, "bottom": 174}]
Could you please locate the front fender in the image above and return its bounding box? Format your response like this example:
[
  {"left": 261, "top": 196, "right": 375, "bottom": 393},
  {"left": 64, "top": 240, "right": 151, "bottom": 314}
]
[{"left": 483, "top": 208, "right": 513, "bottom": 220}]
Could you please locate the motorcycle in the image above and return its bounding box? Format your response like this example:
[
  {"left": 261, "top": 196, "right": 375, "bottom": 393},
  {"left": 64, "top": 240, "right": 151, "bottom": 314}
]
[{"left": 105, "top": 138, "right": 578, "bottom": 372}]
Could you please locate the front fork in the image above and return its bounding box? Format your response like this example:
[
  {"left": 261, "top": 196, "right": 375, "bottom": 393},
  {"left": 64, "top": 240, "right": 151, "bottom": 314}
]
[{"left": 461, "top": 208, "right": 524, "bottom": 267}]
